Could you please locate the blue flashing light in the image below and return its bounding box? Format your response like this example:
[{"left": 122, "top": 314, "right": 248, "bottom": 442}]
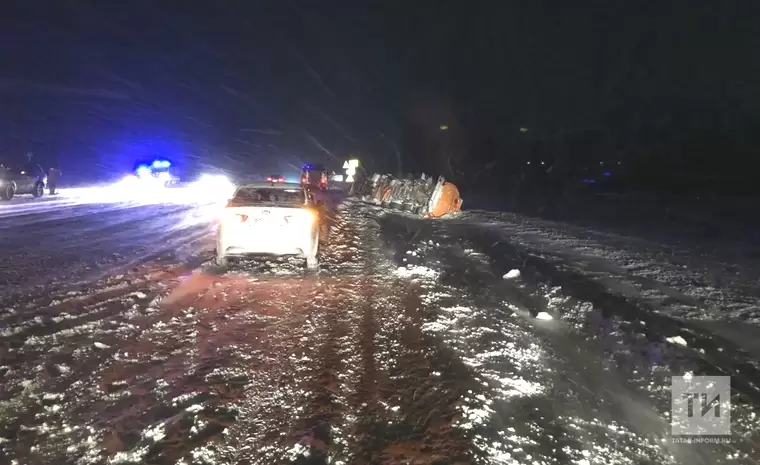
[
  {"left": 603, "top": 172, "right": 611, "bottom": 177},
  {"left": 152, "top": 159, "right": 171, "bottom": 169},
  {"left": 302, "top": 164, "right": 313, "bottom": 170}
]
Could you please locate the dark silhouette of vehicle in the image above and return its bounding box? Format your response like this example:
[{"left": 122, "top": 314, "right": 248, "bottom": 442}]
[
  {"left": 300, "top": 164, "right": 328, "bottom": 190},
  {"left": 0, "top": 163, "right": 47, "bottom": 200}
]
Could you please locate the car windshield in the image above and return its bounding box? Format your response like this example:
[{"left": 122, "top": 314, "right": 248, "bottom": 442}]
[
  {"left": 232, "top": 187, "right": 304, "bottom": 205},
  {"left": 24, "top": 164, "right": 43, "bottom": 176}
]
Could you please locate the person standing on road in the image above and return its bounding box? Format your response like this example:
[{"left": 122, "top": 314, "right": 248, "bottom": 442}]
[{"left": 48, "top": 166, "right": 60, "bottom": 194}]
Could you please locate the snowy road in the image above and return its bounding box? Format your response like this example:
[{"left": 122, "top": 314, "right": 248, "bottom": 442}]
[
  {"left": 1, "top": 196, "right": 759, "bottom": 464},
  {"left": 0, "top": 188, "right": 218, "bottom": 294}
]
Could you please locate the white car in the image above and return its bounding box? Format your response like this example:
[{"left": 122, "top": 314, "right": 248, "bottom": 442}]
[{"left": 214, "top": 182, "right": 320, "bottom": 269}]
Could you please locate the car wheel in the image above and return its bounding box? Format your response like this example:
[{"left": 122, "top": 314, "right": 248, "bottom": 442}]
[
  {"left": 1, "top": 185, "right": 14, "bottom": 200},
  {"left": 33, "top": 182, "right": 44, "bottom": 198}
]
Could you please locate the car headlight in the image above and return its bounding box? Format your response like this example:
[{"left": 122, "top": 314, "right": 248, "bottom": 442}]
[{"left": 136, "top": 166, "right": 152, "bottom": 179}]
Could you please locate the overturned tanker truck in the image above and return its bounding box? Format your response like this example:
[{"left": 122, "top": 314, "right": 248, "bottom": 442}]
[{"left": 352, "top": 173, "right": 463, "bottom": 218}]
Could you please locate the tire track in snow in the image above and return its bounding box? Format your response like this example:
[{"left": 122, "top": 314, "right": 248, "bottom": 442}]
[
  {"left": 0, "top": 201, "right": 217, "bottom": 464},
  {"left": 348, "top": 275, "right": 384, "bottom": 465},
  {"left": 287, "top": 287, "right": 348, "bottom": 464},
  {"left": 457, "top": 220, "right": 758, "bottom": 464},
  {"left": 77, "top": 201, "right": 370, "bottom": 465},
  {"left": 61, "top": 274, "right": 320, "bottom": 465},
  {"left": 339, "top": 203, "right": 395, "bottom": 465},
  {"left": 377, "top": 212, "right": 685, "bottom": 464},
  {"left": 284, "top": 199, "right": 370, "bottom": 464},
  {"left": 467, "top": 225, "right": 760, "bottom": 387},
  {"left": 288, "top": 201, "right": 479, "bottom": 463},
  {"left": 363, "top": 211, "right": 487, "bottom": 463},
  {"left": 0, "top": 263, "right": 200, "bottom": 464}
]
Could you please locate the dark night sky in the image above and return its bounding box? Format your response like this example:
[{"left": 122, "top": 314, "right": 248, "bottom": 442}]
[{"left": 1, "top": 1, "right": 758, "bottom": 181}]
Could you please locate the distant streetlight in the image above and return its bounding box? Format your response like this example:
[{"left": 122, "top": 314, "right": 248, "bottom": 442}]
[
  {"left": 519, "top": 127, "right": 529, "bottom": 133},
  {"left": 439, "top": 124, "right": 449, "bottom": 131}
]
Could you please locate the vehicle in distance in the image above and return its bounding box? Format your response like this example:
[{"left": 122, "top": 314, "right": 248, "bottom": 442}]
[
  {"left": 214, "top": 182, "right": 320, "bottom": 269},
  {"left": 0, "top": 163, "right": 47, "bottom": 200},
  {"left": 266, "top": 174, "right": 285, "bottom": 183},
  {"left": 300, "top": 163, "right": 328, "bottom": 190},
  {"left": 135, "top": 159, "right": 179, "bottom": 186}
]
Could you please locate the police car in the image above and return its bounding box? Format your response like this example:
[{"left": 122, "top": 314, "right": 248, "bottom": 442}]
[
  {"left": 214, "top": 182, "right": 320, "bottom": 269},
  {"left": 135, "top": 159, "right": 178, "bottom": 186}
]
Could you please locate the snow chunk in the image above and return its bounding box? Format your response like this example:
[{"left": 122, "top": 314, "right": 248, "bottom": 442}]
[
  {"left": 94, "top": 342, "right": 110, "bottom": 349},
  {"left": 666, "top": 335, "right": 688, "bottom": 347},
  {"left": 109, "top": 447, "right": 150, "bottom": 464},
  {"left": 0, "top": 326, "right": 24, "bottom": 337},
  {"left": 143, "top": 423, "right": 166, "bottom": 442},
  {"left": 394, "top": 265, "right": 439, "bottom": 279},
  {"left": 535, "top": 312, "right": 553, "bottom": 320},
  {"left": 503, "top": 269, "right": 521, "bottom": 279}
]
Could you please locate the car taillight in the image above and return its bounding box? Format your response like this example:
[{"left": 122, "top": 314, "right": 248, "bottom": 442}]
[{"left": 266, "top": 177, "right": 273, "bottom": 182}]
